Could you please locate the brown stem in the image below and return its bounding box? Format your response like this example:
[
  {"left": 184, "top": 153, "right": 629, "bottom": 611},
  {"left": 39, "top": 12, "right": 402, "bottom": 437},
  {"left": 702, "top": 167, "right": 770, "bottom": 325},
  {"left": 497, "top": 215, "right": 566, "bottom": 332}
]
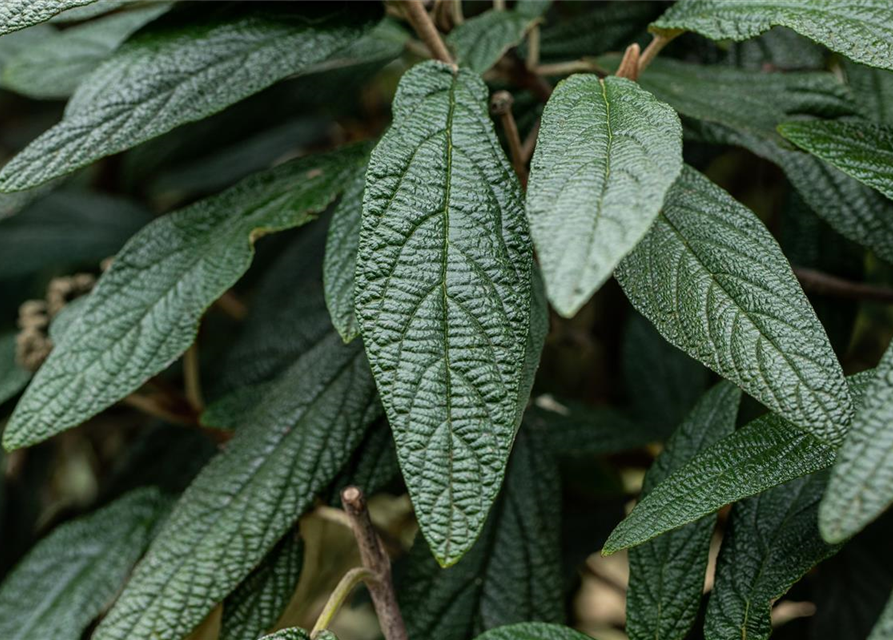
[
  {"left": 123, "top": 393, "right": 196, "bottom": 427},
  {"left": 341, "top": 486, "right": 407, "bottom": 640},
  {"left": 794, "top": 267, "right": 893, "bottom": 304},
  {"left": 183, "top": 343, "right": 204, "bottom": 412},
  {"left": 490, "top": 91, "right": 527, "bottom": 185},
  {"left": 535, "top": 59, "right": 604, "bottom": 77},
  {"left": 403, "top": 0, "right": 455, "bottom": 67},
  {"left": 615, "top": 43, "right": 641, "bottom": 81},
  {"left": 213, "top": 290, "right": 247, "bottom": 321},
  {"left": 451, "top": 0, "right": 464, "bottom": 25},
  {"left": 526, "top": 24, "right": 540, "bottom": 70},
  {"left": 520, "top": 118, "right": 540, "bottom": 165},
  {"left": 637, "top": 31, "right": 681, "bottom": 76},
  {"left": 493, "top": 0, "right": 506, "bottom": 9}
]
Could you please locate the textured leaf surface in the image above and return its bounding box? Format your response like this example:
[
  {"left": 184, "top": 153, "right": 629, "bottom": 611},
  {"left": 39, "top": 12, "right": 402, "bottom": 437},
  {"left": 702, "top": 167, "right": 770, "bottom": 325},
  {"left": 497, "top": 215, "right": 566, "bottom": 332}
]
[
  {"left": 356, "top": 61, "right": 533, "bottom": 566},
  {"left": 447, "top": 7, "right": 541, "bottom": 74},
  {"left": 3, "top": 144, "right": 367, "bottom": 450},
  {"left": 2, "top": 3, "right": 169, "bottom": 99},
  {"left": 821, "top": 340, "right": 893, "bottom": 543},
  {"left": 474, "top": 623, "right": 592, "bottom": 640},
  {"left": 846, "top": 60, "right": 893, "bottom": 125},
  {"left": 705, "top": 472, "right": 839, "bottom": 640},
  {"left": 260, "top": 629, "right": 336, "bottom": 640},
  {"left": 616, "top": 165, "right": 851, "bottom": 445},
  {"left": 0, "top": 488, "right": 168, "bottom": 640},
  {"left": 652, "top": 0, "right": 893, "bottom": 71},
  {"left": 626, "top": 382, "right": 740, "bottom": 640},
  {"left": 0, "top": 4, "right": 380, "bottom": 191},
  {"left": 870, "top": 595, "right": 893, "bottom": 640},
  {"left": 779, "top": 120, "right": 893, "bottom": 200},
  {"left": 527, "top": 74, "right": 682, "bottom": 317},
  {"left": 221, "top": 534, "right": 303, "bottom": 640},
  {"left": 604, "top": 372, "right": 872, "bottom": 554},
  {"left": 94, "top": 332, "right": 380, "bottom": 640},
  {"left": 0, "top": 332, "right": 30, "bottom": 406},
  {"left": 0, "top": 0, "right": 98, "bottom": 35}
]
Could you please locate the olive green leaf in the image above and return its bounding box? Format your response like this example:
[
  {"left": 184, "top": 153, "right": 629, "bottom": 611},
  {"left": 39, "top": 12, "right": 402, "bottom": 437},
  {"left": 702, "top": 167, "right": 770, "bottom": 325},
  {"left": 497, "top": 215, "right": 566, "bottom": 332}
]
[
  {"left": 626, "top": 382, "right": 740, "bottom": 640},
  {"left": 447, "top": 3, "right": 546, "bottom": 74},
  {"left": 356, "top": 61, "right": 533, "bottom": 567},
  {"left": 821, "top": 340, "right": 893, "bottom": 543},
  {"left": 0, "top": 0, "right": 100, "bottom": 35},
  {"left": 779, "top": 120, "right": 893, "bottom": 201},
  {"left": 527, "top": 74, "right": 682, "bottom": 317},
  {"left": 0, "top": 4, "right": 381, "bottom": 192},
  {"left": 2, "top": 3, "right": 169, "bottom": 100},
  {"left": 3, "top": 143, "right": 368, "bottom": 451},
  {"left": 651, "top": 0, "right": 893, "bottom": 71},
  {"left": 474, "top": 623, "right": 593, "bottom": 640},
  {"left": 0, "top": 333, "right": 30, "bottom": 406},
  {"left": 0, "top": 487, "right": 169, "bottom": 640},
  {"left": 616, "top": 165, "right": 851, "bottom": 445},
  {"left": 705, "top": 471, "right": 839, "bottom": 640},
  {"left": 93, "top": 331, "right": 380, "bottom": 640}
]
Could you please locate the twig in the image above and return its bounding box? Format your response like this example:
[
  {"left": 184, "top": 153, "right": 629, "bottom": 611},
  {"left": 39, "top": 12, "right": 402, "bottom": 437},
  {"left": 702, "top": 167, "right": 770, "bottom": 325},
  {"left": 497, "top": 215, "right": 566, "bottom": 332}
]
[
  {"left": 506, "top": 53, "right": 553, "bottom": 102},
  {"left": 183, "top": 342, "right": 204, "bottom": 412},
  {"left": 493, "top": 0, "right": 506, "bottom": 9},
  {"left": 213, "top": 290, "right": 247, "bottom": 321},
  {"left": 314, "top": 504, "right": 354, "bottom": 530},
  {"left": 535, "top": 59, "right": 604, "bottom": 77},
  {"left": 615, "top": 43, "right": 641, "bottom": 81},
  {"left": 341, "top": 486, "right": 407, "bottom": 640},
  {"left": 637, "top": 31, "right": 681, "bottom": 76},
  {"left": 526, "top": 24, "right": 540, "bottom": 70},
  {"left": 403, "top": 0, "right": 455, "bottom": 67},
  {"left": 451, "top": 0, "right": 464, "bottom": 25},
  {"left": 490, "top": 91, "right": 527, "bottom": 185},
  {"left": 794, "top": 267, "right": 893, "bottom": 304},
  {"left": 520, "top": 118, "right": 540, "bottom": 165},
  {"left": 310, "top": 567, "right": 376, "bottom": 638},
  {"left": 122, "top": 393, "right": 196, "bottom": 427}
]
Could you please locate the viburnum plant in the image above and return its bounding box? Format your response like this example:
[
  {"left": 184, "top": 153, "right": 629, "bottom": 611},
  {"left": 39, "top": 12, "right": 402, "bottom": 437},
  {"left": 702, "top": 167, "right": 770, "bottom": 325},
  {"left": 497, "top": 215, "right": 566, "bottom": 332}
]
[{"left": 2, "top": 0, "right": 893, "bottom": 639}]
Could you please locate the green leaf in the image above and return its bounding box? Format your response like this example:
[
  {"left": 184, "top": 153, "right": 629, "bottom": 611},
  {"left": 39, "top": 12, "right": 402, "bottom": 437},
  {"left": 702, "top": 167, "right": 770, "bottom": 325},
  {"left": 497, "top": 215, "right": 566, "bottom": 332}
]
[
  {"left": 603, "top": 371, "right": 873, "bottom": 555},
  {"left": 49, "top": 0, "right": 130, "bottom": 23},
  {"left": 3, "top": 144, "right": 367, "bottom": 451},
  {"left": 626, "top": 382, "right": 741, "bottom": 640},
  {"left": 0, "top": 332, "right": 30, "bottom": 406},
  {"left": 779, "top": 120, "right": 893, "bottom": 201},
  {"left": 260, "top": 629, "right": 336, "bottom": 640},
  {"left": 399, "top": 424, "right": 563, "bottom": 640},
  {"left": 651, "top": 0, "right": 893, "bottom": 71},
  {"left": 474, "top": 623, "right": 593, "bottom": 640},
  {"left": 526, "top": 74, "right": 682, "bottom": 317},
  {"left": 221, "top": 534, "right": 303, "bottom": 640},
  {"left": 820, "top": 340, "right": 893, "bottom": 543},
  {"left": 355, "top": 61, "right": 533, "bottom": 567},
  {"left": 0, "top": 487, "right": 169, "bottom": 640},
  {"left": 704, "top": 471, "right": 839, "bottom": 640},
  {"left": 447, "top": 7, "right": 541, "bottom": 74},
  {"left": 870, "top": 595, "right": 893, "bottom": 640},
  {"left": 0, "top": 4, "right": 381, "bottom": 192},
  {"left": 845, "top": 60, "right": 893, "bottom": 125},
  {"left": 0, "top": 0, "right": 100, "bottom": 35},
  {"left": 93, "top": 332, "right": 380, "bottom": 640},
  {"left": 616, "top": 165, "right": 851, "bottom": 445},
  {"left": 2, "top": 3, "right": 170, "bottom": 100}
]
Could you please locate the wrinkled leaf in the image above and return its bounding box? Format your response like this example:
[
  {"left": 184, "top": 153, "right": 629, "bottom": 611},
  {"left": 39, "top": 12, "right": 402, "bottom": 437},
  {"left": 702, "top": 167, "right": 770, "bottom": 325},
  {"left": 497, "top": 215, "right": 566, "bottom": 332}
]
[
  {"left": 260, "top": 629, "right": 336, "bottom": 640},
  {"left": 0, "top": 0, "right": 99, "bottom": 35},
  {"left": 846, "top": 60, "right": 893, "bottom": 125},
  {"left": 474, "top": 623, "right": 592, "bottom": 640},
  {"left": 0, "top": 333, "right": 30, "bottom": 406},
  {"left": 448, "top": 6, "right": 542, "bottom": 74},
  {"left": 356, "top": 61, "right": 533, "bottom": 567},
  {"left": 527, "top": 74, "right": 682, "bottom": 317}
]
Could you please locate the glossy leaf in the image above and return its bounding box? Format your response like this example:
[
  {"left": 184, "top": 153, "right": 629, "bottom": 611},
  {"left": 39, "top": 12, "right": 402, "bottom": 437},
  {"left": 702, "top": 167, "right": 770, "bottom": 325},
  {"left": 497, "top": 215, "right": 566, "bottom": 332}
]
[
  {"left": 626, "top": 382, "right": 741, "bottom": 640},
  {"left": 2, "top": 3, "right": 170, "bottom": 100},
  {"left": 527, "top": 74, "right": 682, "bottom": 317},
  {"left": 356, "top": 61, "right": 533, "bottom": 566},
  {"left": 0, "top": 332, "right": 30, "bottom": 406},
  {"left": 616, "top": 165, "right": 851, "bottom": 445},
  {"left": 0, "top": 488, "right": 169, "bottom": 640},
  {"left": 474, "top": 623, "right": 593, "bottom": 640},
  {"left": 821, "top": 340, "right": 893, "bottom": 543},
  {"left": 0, "top": 0, "right": 99, "bottom": 35},
  {"left": 705, "top": 472, "right": 839, "bottom": 640},
  {"left": 0, "top": 4, "right": 380, "bottom": 191},
  {"left": 447, "top": 6, "right": 542, "bottom": 74},
  {"left": 93, "top": 332, "right": 380, "bottom": 640},
  {"left": 651, "top": 0, "right": 893, "bottom": 71},
  {"left": 779, "top": 120, "right": 893, "bottom": 200},
  {"left": 3, "top": 144, "right": 367, "bottom": 451}
]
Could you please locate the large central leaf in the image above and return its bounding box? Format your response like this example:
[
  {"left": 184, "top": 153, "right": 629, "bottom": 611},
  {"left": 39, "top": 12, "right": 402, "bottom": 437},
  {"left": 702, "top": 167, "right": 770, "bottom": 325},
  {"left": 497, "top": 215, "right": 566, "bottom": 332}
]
[
  {"left": 527, "top": 74, "right": 681, "bottom": 317},
  {"left": 356, "top": 61, "right": 533, "bottom": 567}
]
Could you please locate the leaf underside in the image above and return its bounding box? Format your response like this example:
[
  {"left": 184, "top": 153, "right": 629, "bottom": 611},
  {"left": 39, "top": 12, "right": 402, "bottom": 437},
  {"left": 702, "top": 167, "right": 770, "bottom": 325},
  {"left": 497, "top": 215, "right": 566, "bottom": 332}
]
[{"left": 447, "top": 7, "right": 540, "bottom": 74}]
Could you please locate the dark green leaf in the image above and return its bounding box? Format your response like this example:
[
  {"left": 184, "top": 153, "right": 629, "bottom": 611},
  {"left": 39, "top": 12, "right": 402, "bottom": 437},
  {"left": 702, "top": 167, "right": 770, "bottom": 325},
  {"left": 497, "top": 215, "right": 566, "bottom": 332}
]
[
  {"left": 0, "top": 332, "right": 30, "bottom": 406},
  {"left": 719, "top": 26, "right": 825, "bottom": 71},
  {"left": 0, "top": 0, "right": 99, "bottom": 35},
  {"left": 474, "top": 623, "right": 592, "bottom": 640},
  {"left": 616, "top": 165, "right": 851, "bottom": 445},
  {"left": 260, "top": 629, "right": 336, "bottom": 640},
  {"left": 845, "top": 60, "right": 893, "bottom": 125},
  {"left": 626, "top": 382, "right": 741, "bottom": 640},
  {"left": 527, "top": 74, "right": 682, "bottom": 317},
  {"left": 0, "top": 487, "right": 169, "bottom": 640},
  {"left": 0, "top": 4, "right": 381, "bottom": 191},
  {"left": 871, "top": 596, "right": 893, "bottom": 640},
  {"left": 651, "top": 0, "right": 893, "bottom": 71},
  {"left": 705, "top": 471, "right": 839, "bottom": 640},
  {"left": 447, "top": 7, "right": 542, "bottom": 74},
  {"left": 356, "top": 61, "right": 533, "bottom": 567}
]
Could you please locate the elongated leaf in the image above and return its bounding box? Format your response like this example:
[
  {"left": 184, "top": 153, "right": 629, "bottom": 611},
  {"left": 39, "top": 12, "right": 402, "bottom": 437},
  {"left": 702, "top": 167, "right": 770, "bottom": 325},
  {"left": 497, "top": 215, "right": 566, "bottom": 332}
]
[
  {"left": 221, "top": 534, "right": 303, "bottom": 640},
  {"left": 94, "top": 332, "right": 380, "bottom": 640},
  {"left": 779, "top": 120, "right": 893, "bottom": 200},
  {"left": 651, "top": 0, "right": 893, "bottom": 71},
  {"left": 0, "top": 487, "right": 168, "bottom": 640},
  {"left": 400, "top": 425, "right": 563, "bottom": 640},
  {"left": 626, "top": 382, "right": 740, "bottom": 640},
  {"left": 2, "top": 3, "right": 169, "bottom": 99},
  {"left": 474, "top": 623, "right": 592, "bottom": 640},
  {"left": 356, "top": 61, "right": 533, "bottom": 566},
  {"left": 0, "top": 4, "right": 380, "bottom": 192},
  {"left": 447, "top": 6, "right": 542, "bottom": 74},
  {"left": 527, "top": 74, "right": 682, "bottom": 317},
  {"left": 603, "top": 371, "right": 873, "bottom": 554},
  {"left": 616, "top": 165, "right": 851, "bottom": 445},
  {"left": 49, "top": 0, "right": 129, "bottom": 23},
  {"left": 705, "top": 472, "right": 838, "bottom": 640},
  {"left": 0, "top": 332, "right": 30, "bottom": 406},
  {"left": 0, "top": 0, "right": 98, "bottom": 35},
  {"left": 821, "top": 340, "right": 893, "bottom": 543},
  {"left": 846, "top": 60, "right": 893, "bottom": 125},
  {"left": 3, "top": 144, "right": 367, "bottom": 451}
]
